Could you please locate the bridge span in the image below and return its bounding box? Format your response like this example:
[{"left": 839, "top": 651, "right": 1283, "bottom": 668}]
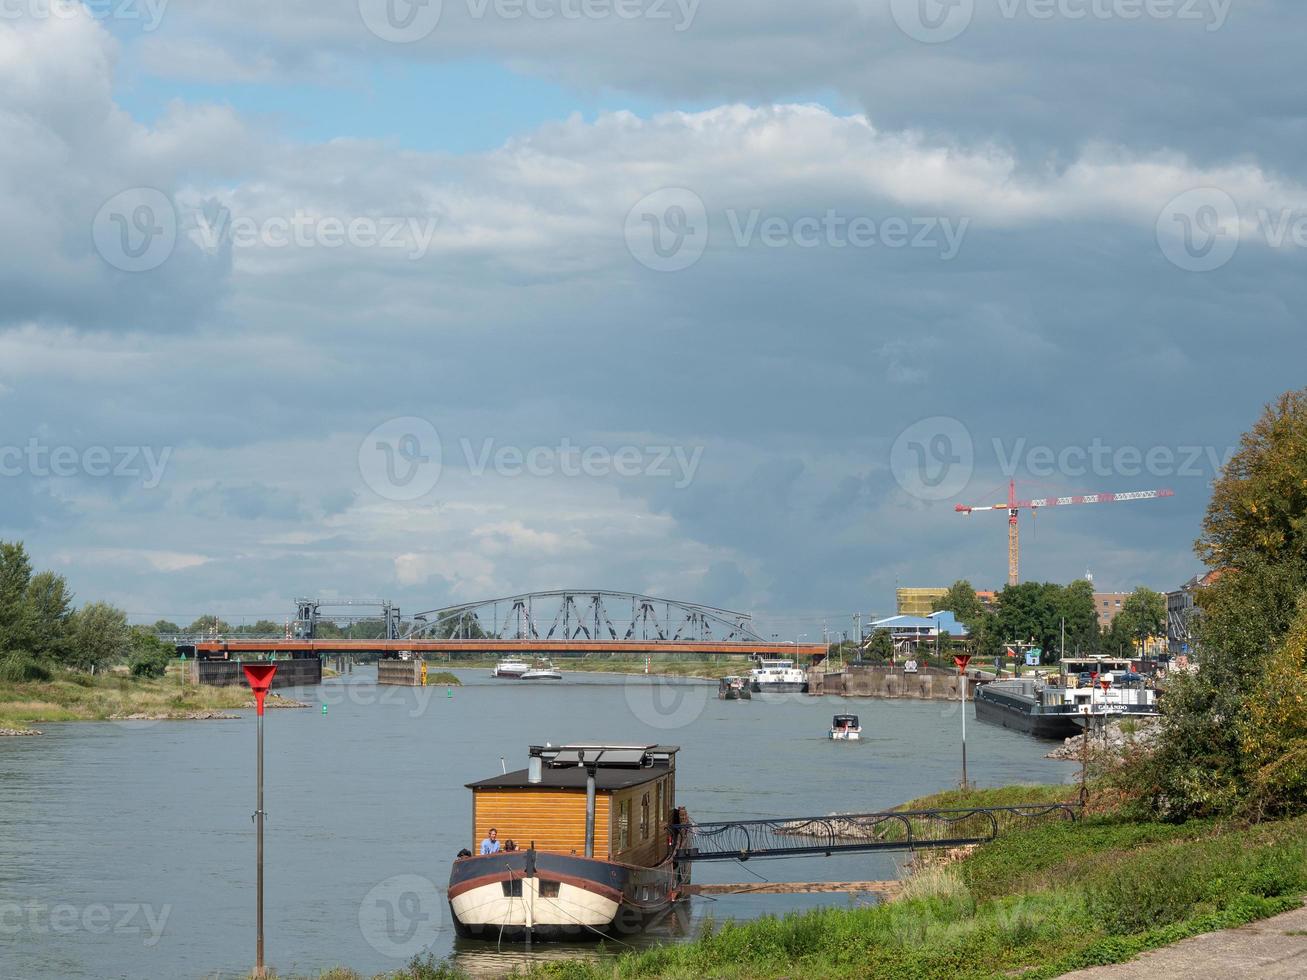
[{"left": 190, "top": 638, "right": 828, "bottom": 658}]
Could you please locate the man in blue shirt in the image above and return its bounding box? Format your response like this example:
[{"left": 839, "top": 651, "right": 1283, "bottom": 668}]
[{"left": 480, "top": 828, "right": 500, "bottom": 855}]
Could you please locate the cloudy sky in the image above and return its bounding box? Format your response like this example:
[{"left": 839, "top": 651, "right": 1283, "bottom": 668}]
[{"left": 1, "top": 1, "right": 1303, "bottom": 635}]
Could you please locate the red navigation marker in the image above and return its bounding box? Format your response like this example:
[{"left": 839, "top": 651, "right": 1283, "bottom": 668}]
[
  {"left": 1100, "top": 678, "right": 1112, "bottom": 692},
  {"left": 243, "top": 663, "right": 278, "bottom": 715},
  {"left": 953, "top": 654, "right": 972, "bottom": 673}
]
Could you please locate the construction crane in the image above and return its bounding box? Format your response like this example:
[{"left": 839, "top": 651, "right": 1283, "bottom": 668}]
[{"left": 955, "top": 480, "right": 1174, "bottom": 587}]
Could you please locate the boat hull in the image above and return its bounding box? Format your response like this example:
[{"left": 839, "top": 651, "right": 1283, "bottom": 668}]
[
  {"left": 520, "top": 671, "right": 562, "bottom": 680},
  {"left": 448, "top": 848, "right": 688, "bottom": 942},
  {"left": 973, "top": 689, "right": 1083, "bottom": 740},
  {"left": 751, "top": 681, "right": 808, "bottom": 694},
  {"left": 829, "top": 729, "right": 861, "bottom": 740}
]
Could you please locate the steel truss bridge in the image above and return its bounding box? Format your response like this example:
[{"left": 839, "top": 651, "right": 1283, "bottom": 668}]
[
  {"left": 183, "top": 590, "right": 827, "bottom": 659},
  {"left": 673, "top": 804, "right": 1080, "bottom": 861}
]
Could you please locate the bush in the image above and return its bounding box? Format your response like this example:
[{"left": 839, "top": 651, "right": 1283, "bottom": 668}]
[
  {"left": 0, "top": 652, "right": 51, "bottom": 683},
  {"left": 128, "top": 630, "right": 176, "bottom": 679}
]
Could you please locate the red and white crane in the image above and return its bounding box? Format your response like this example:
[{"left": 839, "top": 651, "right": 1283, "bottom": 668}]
[{"left": 955, "top": 480, "right": 1174, "bottom": 587}]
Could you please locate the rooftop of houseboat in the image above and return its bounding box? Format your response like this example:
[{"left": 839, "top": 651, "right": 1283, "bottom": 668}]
[{"left": 466, "top": 743, "right": 679, "bottom": 791}]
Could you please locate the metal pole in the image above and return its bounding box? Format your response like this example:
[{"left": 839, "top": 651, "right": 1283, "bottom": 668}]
[
  {"left": 960, "top": 671, "right": 968, "bottom": 789},
  {"left": 255, "top": 708, "right": 265, "bottom": 978},
  {"left": 584, "top": 764, "right": 597, "bottom": 858}
]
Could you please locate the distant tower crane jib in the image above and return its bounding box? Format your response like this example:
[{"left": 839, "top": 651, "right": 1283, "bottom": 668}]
[{"left": 954, "top": 479, "right": 1174, "bottom": 587}]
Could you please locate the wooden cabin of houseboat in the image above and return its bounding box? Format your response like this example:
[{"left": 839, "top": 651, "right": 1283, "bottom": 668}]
[{"left": 447, "top": 744, "right": 689, "bottom": 940}]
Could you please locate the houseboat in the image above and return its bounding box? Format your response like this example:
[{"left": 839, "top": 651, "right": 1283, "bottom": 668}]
[
  {"left": 829, "top": 714, "right": 861, "bottom": 740},
  {"left": 749, "top": 657, "right": 808, "bottom": 694},
  {"left": 491, "top": 656, "right": 531, "bottom": 678},
  {"left": 717, "top": 675, "right": 751, "bottom": 700},
  {"left": 448, "top": 744, "right": 690, "bottom": 941},
  {"left": 974, "top": 657, "right": 1158, "bottom": 740}
]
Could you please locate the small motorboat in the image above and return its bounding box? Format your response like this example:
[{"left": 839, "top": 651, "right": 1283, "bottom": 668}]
[
  {"left": 717, "top": 676, "right": 751, "bottom": 700},
  {"left": 492, "top": 657, "right": 531, "bottom": 678},
  {"left": 521, "top": 658, "right": 563, "bottom": 681},
  {"left": 829, "top": 714, "right": 861, "bottom": 740}
]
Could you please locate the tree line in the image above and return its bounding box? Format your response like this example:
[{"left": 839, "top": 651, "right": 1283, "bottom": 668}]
[{"left": 0, "top": 542, "right": 175, "bottom": 681}]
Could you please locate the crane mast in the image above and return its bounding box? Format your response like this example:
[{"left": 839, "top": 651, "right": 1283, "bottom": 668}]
[{"left": 955, "top": 479, "right": 1174, "bottom": 587}]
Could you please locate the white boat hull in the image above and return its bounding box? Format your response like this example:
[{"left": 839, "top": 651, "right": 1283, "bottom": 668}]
[
  {"left": 449, "top": 877, "right": 620, "bottom": 934},
  {"left": 829, "top": 729, "right": 862, "bottom": 740}
]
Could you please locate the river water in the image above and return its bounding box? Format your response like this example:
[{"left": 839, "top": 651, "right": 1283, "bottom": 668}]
[{"left": 0, "top": 668, "right": 1074, "bottom": 979}]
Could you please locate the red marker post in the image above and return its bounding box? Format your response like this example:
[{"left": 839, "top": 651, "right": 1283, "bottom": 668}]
[
  {"left": 243, "top": 663, "right": 277, "bottom": 979},
  {"left": 954, "top": 654, "right": 972, "bottom": 788}
]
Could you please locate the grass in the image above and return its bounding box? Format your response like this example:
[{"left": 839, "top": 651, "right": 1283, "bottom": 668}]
[{"left": 0, "top": 668, "right": 271, "bottom": 730}]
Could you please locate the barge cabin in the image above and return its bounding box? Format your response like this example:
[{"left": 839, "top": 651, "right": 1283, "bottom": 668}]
[{"left": 448, "top": 743, "right": 689, "bottom": 940}]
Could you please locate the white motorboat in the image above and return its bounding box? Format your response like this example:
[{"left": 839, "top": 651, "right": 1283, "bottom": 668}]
[
  {"left": 520, "top": 658, "right": 563, "bottom": 681},
  {"left": 492, "top": 657, "right": 531, "bottom": 678},
  {"left": 829, "top": 714, "right": 862, "bottom": 740}
]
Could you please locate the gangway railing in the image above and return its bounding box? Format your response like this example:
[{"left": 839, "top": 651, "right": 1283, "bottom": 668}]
[{"left": 673, "top": 803, "right": 1079, "bottom": 861}]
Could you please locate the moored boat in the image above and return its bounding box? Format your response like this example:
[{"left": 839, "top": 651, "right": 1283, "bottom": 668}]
[
  {"left": 717, "top": 675, "right": 751, "bottom": 700},
  {"left": 974, "top": 657, "right": 1158, "bottom": 740},
  {"left": 448, "top": 744, "right": 690, "bottom": 941},
  {"left": 828, "top": 713, "right": 861, "bottom": 740},
  {"left": 749, "top": 657, "right": 808, "bottom": 694}
]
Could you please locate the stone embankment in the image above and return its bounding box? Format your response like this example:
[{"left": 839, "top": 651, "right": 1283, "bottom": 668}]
[
  {"left": 1047, "top": 717, "right": 1160, "bottom": 761},
  {"left": 1, "top": 727, "right": 41, "bottom": 736}
]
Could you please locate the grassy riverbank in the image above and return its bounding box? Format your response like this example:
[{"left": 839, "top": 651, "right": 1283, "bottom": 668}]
[{"left": 0, "top": 669, "right": 286, "bottom": 731}]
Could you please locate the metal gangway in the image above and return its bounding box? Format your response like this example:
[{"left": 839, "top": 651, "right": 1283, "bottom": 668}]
[{"left": 673, "top": 803, "right": 1079, "bottom": 861}]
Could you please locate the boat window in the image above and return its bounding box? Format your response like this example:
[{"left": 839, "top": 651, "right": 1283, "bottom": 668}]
[
  {"left": 539, "top": 880, "right": 560, "bottom": 898},
  {"left": 617, "top": 799, "right": 630, "bottom": 850},
  {"left": 655, "top": 780, "right": 664, "bottom": 827},
  {"left": 501, "top": 879, "right": 523, "bottom": 897},
  {"left": 640, "top": 792, "right": 650, "bottom": 840}
]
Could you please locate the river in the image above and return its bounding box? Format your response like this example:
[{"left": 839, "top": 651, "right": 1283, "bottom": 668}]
[{"left": 0, "top": 668, "right": 1074, "bottom": 979}]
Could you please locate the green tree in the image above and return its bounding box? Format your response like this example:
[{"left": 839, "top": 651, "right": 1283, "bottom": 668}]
[
  {"left": 938, "top": 580, "right": 986, "bottom": 626},
  {"left": 864, "top": 629, "right": 893, "bottom": 661},
  {"left": 0, "top": 540, "right": 35, "bottom": 655},
  {"left": 187, "top": 614, "right": 231, "bottom": 635},
  {"left": 68, "top": 602, "right": 132, "bottom": 672},
  {"left": 1056, "top": 579, "right": 1100, "bottom": 656},
  {"left": 996, "top": 582, "right": 1061, "bottom": 661},
  {"left": 1112, "top": 588, "right": 1166, "bottom": 652},
  {"left": 128, "top": 628, "right": 176, "bottom": 678},
  {"left": 1199, "top": 388, "right": 1307, "bottom": 570},
  {"left": 25, "top": 571, "right": 73, "bottom": 662},
  {"left": 153, "top": 620, "right": 181, "bottom": 634}
]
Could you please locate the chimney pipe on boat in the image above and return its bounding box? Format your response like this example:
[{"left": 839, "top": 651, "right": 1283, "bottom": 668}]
[
  {"left": 584, "top": 760, "right": 598, "bottom": 858},
  {"left": 528, "top": 755, "right": 543, "bottom": 784}
]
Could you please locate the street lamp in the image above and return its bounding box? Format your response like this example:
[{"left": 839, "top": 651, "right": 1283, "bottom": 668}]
[{"left": 242, "top": 662, "right": 278, "bottom": 979}]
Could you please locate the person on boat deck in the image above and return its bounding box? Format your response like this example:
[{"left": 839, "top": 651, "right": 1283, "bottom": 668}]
[
  {"left": 480, "top": 828, "right": 500, "bottom": 855},
  {"left": 503, "top": 839, "right": 517, "bottom": 852}
]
